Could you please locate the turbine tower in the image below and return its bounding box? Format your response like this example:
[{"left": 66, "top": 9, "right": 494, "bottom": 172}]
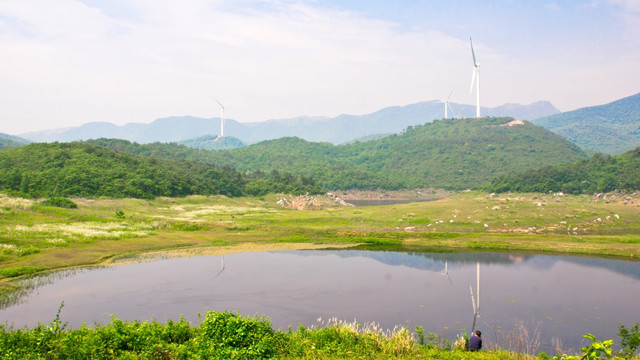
[
  {"left": 213, "top": 98, "right": 225, "bottom": 138},
  {"left": 442, "top": 89, "right": 456, "bottom": 119},
  {"left": 469, "top": 37, "right": 481, "bottom": 118},
  {"left": 470, "top": 261, "right": 480, "bottom": 333}
]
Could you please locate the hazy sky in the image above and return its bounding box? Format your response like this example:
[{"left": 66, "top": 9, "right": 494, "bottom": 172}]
[{"left": 1, "top": 0, "right": 639, "bottom": 135}]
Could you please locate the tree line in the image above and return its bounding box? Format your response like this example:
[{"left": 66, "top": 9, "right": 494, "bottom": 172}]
[
  {"left": 0, "top": 142, "right": 322, "bottom": 199},
  {"left": 483, "top": 146, "right": 640, "bottom": 194}
]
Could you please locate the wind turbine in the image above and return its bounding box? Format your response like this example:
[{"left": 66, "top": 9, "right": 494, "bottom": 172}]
[
  {"left": 213, "top": 98, "right": 225, "bottom": 138},
  {"left": 469, "top": 37, "right": 481, "bottom": 118},
  {"left": 213, "top": 255, "right": 226, "bottom": 280},
  {"left": 440, "top": 260, "right": 454, "bottom": 285},
  {"left": 469, "top": 261, "right": 480, "bottom": 333},
  {"left": 442, "top": 89, "right": 456, "bottom": 119}
]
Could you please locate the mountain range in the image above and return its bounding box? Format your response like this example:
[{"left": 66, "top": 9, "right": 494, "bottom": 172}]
[
  {"left": 11, "top": 92, "right": 640, "bottom": 155},
  {"left": 19, "top": 100, "right": 560, "bottom": 145},
  {"left": 531, "top": 92, "right": 640, "bottom": 155}
]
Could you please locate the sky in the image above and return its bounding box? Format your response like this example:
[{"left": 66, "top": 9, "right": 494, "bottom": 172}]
[{"left": 1, "top": 0, "right": 639, "bottom": 135}]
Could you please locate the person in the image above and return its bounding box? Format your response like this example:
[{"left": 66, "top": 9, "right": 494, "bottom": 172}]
[{"left": 468, "top": 330, "right": 482, "bottom": 351}]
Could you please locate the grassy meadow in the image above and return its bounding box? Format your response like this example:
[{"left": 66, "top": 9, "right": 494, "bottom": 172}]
[{"left": 2, "top": 190, "right": 639, "bottom": 287}]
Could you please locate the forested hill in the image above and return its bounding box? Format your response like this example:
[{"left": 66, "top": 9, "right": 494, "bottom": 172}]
[
  {"left": 531, "top": 92, "right": 640, "bottom": 155},
  {"left": 484, "top": 146, "right": 640, "bottom": 194},
  {"left": 0, "top": 142, "right": 321, "bottom": 199},
  {"left": 207, "top": 117, "right": 587, "bottom": 190},
  {"left": 0, "top": 133, "right": 30, "bottom": 150},
  {"left": 88, "top": 138, "right": 398, "bottom": 191}
]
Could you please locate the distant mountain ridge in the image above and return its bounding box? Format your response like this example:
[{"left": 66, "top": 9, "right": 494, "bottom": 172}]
[
  {"left": 532, "top": 92, "right": 640, "bottom": 154},
  {"left": 0, "top": 133, "right": 30, "bottom": 149},
  {"left": 19, "top": 100, "right": 560, "bottom": 145}
]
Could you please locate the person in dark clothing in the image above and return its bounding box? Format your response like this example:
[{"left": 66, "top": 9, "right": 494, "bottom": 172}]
[{"left": 468, "top": 330, "right": 482, "bottom": 351}]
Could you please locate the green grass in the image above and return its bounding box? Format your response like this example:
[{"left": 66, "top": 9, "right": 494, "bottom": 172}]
[{"left": 1, "top": 191, "right": 639, "bottom": 294}]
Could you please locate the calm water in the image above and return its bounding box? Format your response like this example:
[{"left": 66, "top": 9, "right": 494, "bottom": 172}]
[{"left": 1, "top": 250, "right": 639, "bottom": 353}]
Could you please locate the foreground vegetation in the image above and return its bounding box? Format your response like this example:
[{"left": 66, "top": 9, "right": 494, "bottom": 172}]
[{"left": 1, "top": 308, "right": 638, "bottom": 360}]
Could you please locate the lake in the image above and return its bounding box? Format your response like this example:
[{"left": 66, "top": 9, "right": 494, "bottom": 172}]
[{"left": 1, "top": 250, "right": 639, "bottom": 354}]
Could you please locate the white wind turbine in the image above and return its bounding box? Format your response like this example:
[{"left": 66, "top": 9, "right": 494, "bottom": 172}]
[
  {"left": 440, "top": 260, "right": 454, "bottom": 285},
  {"left": 469, "top": 261, "right": 480, "bottom": 333},
  {"left": 442, "top": 89, "right": 456, "bottom": 119},
  {"left": 469, "top": 37, "right": 481, "bottom": 118},
  {"left": 213, "top": 98, "right": 225, "bottom": 138}
]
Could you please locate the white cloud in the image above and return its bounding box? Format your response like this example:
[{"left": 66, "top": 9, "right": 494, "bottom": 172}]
[
  {"left": 0, "top": 0, "right": 638, "bottom": 134},
  {"left": 0, "top": 1, "right": 474, "bottom": 133}
]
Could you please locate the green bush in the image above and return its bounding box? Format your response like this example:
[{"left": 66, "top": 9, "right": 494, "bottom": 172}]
[
  {"left": 618, "top": 323, "right": 640, "bottom": 358},
  {"left": 0, "top": 265, "right": 44, "bottom": 278},
  {"left": 195, "top": 311, "right": 283, "bottom": 359},
  {"left": 41, "top": 197, "right": 78, "bottom": 209},
  {"left": 170, "top": 222, "right": 207, "bottom": 231}
]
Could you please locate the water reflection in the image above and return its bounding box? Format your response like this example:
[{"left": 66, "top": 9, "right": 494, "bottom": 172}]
[{"left": 1, "top": 250, "right": 638, "bottom": 354}]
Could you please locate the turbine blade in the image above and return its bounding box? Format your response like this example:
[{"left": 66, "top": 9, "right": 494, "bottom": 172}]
[
  {"left": 469, "top": 284, "right": 477, "bottom": 314},
  {"left": 470, "top": 37, "right": 478, "bottom": 66},
  {"left": 448, "top": 103, "right": 457, "bottom": 118},
  {"left": 213, "top": 256, "right": 226, "bottom": 280},
  {"left": 212, "top": 98, "right": 224, "bottom": 110},
  {"left": 447, "top": 88, "right": 455, "bottom": 101}
]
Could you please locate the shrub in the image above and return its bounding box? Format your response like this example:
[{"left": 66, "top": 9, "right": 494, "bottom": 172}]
[
  {"left": 41, "top": 197, "right": 78, "bottom": 209},
  {"left": 195, "top": 311, "right": 282, "bottom": 359},
  {"left": 618, "top": 323, "right": 640, "bottom": 358},
  {"left": 0, "top": 265, "right": 45, "bottom": 278}
]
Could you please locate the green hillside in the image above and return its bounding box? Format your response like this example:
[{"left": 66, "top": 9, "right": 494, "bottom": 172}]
[
  {"left": 88, "top": 118, "right": 586, "bottom": 190},
  {"left": 532, "top": 92, "right": 640, "bottom": 154},
  {"left": 208, "top": 117, "right": 587, "bottom": 190},
  {"left": 484, "top": 146, "right": 640, "bottom": 194},
  {"left": 86, "top": 118, "right": 586, "bottom": 190},
  {"left": 0, "top": 142, "right": 321, "bottom": 199}
]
